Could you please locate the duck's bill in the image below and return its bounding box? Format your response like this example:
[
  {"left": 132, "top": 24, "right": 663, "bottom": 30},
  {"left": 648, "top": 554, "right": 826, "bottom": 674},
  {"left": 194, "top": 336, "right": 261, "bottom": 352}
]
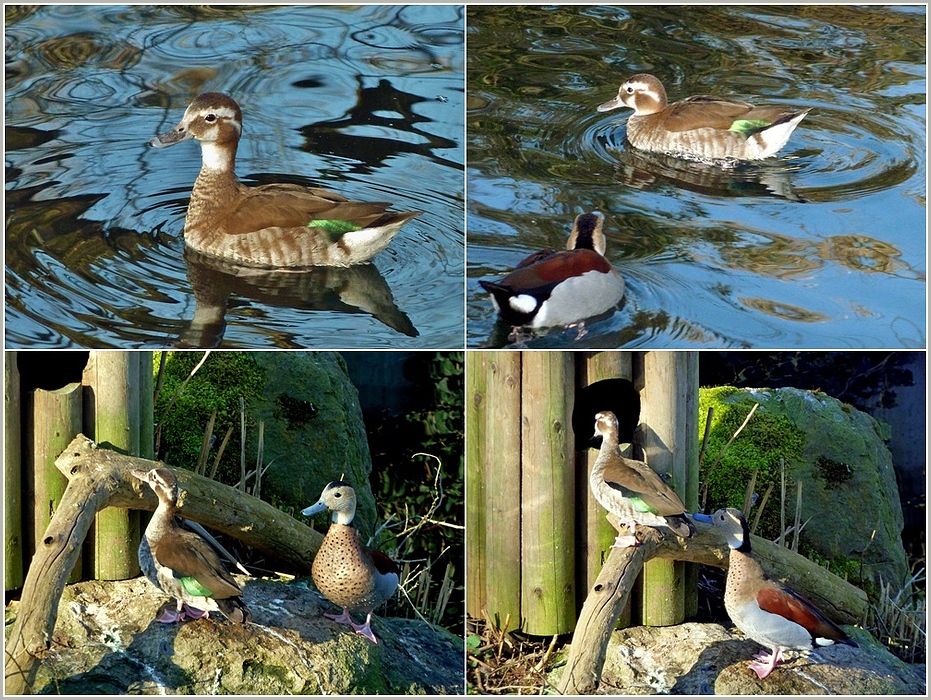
[
  {"left": 690, "top": 512, "right": 713, "bottom": 524},
  {"left": 149, "top": 127, "right": 191, "bottom": 148},
  {"left": 596, "top": 97, "right": 623, "bottom": 113}
]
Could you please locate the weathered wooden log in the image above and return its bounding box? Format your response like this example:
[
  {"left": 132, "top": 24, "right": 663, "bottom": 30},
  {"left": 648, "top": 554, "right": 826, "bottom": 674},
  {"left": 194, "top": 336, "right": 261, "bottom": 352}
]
[
  {"left": 4, "top": 434, "right": 322, "bottom": 696},
  {"left": 557, "top": 517, "right": 869, "bottom": 695}
]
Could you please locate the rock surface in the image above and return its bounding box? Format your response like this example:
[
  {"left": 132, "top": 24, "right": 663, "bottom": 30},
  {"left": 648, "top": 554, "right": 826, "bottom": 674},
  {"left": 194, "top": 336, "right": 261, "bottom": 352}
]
[
  {"left": 8, "top": 576, "right": 463, "bottom": 695},
  {"left": 566, "top": 622, "right": 924, "bottom": 695},
  {"left": 249, "top": 352, "right": 379, "bottom": 538}
]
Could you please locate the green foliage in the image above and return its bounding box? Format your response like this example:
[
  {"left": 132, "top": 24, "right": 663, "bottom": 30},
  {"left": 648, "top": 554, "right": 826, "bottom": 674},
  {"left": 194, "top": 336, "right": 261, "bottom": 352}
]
[
  {"left": 154, "top": 352, "right": 266, "bottom": 483},
  {"left": 368, "top": 352, "right": 464, "bottom": 632},
  {"left": 699, "top": 387, "right": 805, "bottom": 538}
]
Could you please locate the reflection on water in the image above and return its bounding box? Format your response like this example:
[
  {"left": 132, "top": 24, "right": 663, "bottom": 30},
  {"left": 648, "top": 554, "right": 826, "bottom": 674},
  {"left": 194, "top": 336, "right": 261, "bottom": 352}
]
[
  {"left": 467, "top": 4, "right": 926, "bottom": 349},
  {"left": 5, "top": 4, "right": 464, "bottom": 349},
  {"left": 180, "top": 251, "right": 417, "bottom": 349}
]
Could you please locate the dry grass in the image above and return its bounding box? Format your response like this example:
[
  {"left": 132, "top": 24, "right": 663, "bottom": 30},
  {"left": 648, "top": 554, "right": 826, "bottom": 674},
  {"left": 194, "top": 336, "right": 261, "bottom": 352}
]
[{"left": 466, "top": 614, "right": 565, "bottom": 694}]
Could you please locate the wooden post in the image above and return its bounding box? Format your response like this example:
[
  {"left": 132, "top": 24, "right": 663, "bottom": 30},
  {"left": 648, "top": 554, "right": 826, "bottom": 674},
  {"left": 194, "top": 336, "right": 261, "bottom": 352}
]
[
  {"left": 5, "top": 352, "right": 24, "bottom": 591},
  {"left": 520, "top": 352, "right": 575, "bottom": 635},
  {"left": 577, "top": 352, "right": 633, "bottom": 626},
  {"left": 638, "top": 351, "right": 698, "bottom": 625},
  {"left": 25, "top": 383, "right": 83, "bottom": 584},
  {"left": 82, "top": 351, "right": 142, "bottom": 580},
  {"left": 465, "top": 351, "right": 487, "bottom": 618},
  {"left": 468, "top": 351, "right": 522, "bottom": 631}
]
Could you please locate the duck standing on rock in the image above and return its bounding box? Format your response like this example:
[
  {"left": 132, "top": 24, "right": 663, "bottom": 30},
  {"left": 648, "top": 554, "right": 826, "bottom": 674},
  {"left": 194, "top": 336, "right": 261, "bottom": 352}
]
[
  {"left": 597, "top": 73, "right": 810, "bottom": 162},
  {"left": 149, "top": 92, "right": 420, "bottom": 268},
  {"left": 302, "top": 481, "right": 400, "bottom": 644},
  {"left": 712, "top": 507, "right": 858, "bottom": 679},
  {"left": 590, "top": 411, "right": 695, "bottom": 547},
  {"left": 132, "top": 468, "right": 250, "bottom": 624}
]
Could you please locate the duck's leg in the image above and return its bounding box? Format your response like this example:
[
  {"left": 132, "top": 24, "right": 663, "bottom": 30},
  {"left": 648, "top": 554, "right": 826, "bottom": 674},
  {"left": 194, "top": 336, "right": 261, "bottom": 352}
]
[
  {"left": 324, "top": 607, "right": 356, "bottom": 626},
  {"left": 155, "top": 605, "right": 184, "bottom": 623},
  {"left": 748, "top": 646, "right": 783, "bottom": 679},
  {"left": 348, "top": 612, "right": 379, "bottom": 644}
]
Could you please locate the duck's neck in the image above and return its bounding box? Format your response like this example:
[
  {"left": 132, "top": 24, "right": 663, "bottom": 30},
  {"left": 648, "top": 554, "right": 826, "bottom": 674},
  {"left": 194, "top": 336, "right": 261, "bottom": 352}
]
[
  {"left": 146, "top": 497, "right": 178, "bottom": 538},
  {"left": 332, "top": 511, "right": 354, "bottom": 526}
]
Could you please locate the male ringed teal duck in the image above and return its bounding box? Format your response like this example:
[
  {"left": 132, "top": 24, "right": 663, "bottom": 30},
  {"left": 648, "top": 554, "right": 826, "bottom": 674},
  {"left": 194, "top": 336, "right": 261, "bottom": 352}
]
[
  {"left": 132, "top": 468, "right": 250, "bottom": 623},
  {"left": 712, "top": 508, "right": 857, "bottom": 679},
  {"left": 479, "top": 212, "right": 625, "bottom": 330},
  {"left": 302, "top": 481, "right": 399, "bottom": 644},
  {"left": 591, "top": 411, "right": 695, "bottom": 547},
  {"left": 150, "top": 92, "right": 420, "bottom": 268},
  {"left": 597, "top": 74, "right": 810, "bottom": 162}
]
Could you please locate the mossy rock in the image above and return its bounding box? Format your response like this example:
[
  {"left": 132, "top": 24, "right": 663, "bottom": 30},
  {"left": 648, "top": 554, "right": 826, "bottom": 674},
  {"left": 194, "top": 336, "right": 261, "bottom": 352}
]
[{"left": 700, "top": 386, "right": 907, "bottom": 592}]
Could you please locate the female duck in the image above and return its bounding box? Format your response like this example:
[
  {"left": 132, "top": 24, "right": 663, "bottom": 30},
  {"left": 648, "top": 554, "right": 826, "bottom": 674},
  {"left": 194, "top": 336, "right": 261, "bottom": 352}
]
[
  {"left": 302, "top": 481, "right": 399, "bottom": 644},
  {"left": 150, "top": 92, "right": 419, "bottom": 268},
  {"left": 712, "top": 508, "right": 857, "bottom": 679},
  {"left": 479, "top": 212, "right": 625, "bottom": 331},
  {"left": 590, "top": 411, "right": 694, "bottom": 547},
  {"left": 597, "top": 74, "right": 810, "bottom": 162},
  {"left": 133, "top": 468, "right": 250, "bottom": 623}
]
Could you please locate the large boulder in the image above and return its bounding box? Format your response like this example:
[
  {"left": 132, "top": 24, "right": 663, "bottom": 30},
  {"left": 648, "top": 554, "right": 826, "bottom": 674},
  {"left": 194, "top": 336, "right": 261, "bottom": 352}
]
[
  {"left": 700, "top": 386, "right": 907, "bottom": 591},
  {"left": 575, "top": 622, "right": 924, "bottom": 695},
  {"left": 10, "top": 576, "right": 463, "bottom": 694}
]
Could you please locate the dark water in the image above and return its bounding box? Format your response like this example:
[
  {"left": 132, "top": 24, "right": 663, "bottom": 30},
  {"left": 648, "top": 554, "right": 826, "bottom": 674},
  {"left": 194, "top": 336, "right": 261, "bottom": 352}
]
[
  {"left": 5, "top": 4, "right": 465, "bottom": 349},
  {"left": 467, "top": 5, "right": 926, "bottom": 349}
]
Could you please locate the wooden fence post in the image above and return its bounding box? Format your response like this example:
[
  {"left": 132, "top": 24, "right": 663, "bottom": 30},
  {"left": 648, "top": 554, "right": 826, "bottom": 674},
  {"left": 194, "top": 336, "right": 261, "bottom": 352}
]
[
  {"left": 82, "top": 351, "right": 143, "bottom": 580},
  {"left": 638, "top": 351, "right": 698, "bottom": 624},
  {"left": 521, "top": 352, "right": 575, "bottom": 635},
  {"left": 467, "top": 351, "right": 522, "bottom": 631},
  {"left": 25, "top": 383, "right": 83, "bottom": 584},
  {"left": 5, "top": 352, "right": 24, "bottom": 591}
]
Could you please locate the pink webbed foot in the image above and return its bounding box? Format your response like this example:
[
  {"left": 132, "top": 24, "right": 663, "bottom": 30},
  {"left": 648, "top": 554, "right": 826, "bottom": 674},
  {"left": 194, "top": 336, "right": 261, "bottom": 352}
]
[
  {"left": 747, "top": 647, "right": 783, "bottom": 679},
  {"left": 610, "top": 522, "right": 641, "bottom": 548},
  {"left": 181, "top": 604, "right": 208, "bottom": 620},
  {"left": 349, "top": 613, "right": 379, "bottom": 644},
  {"left": 155, "top": 607, "right": 184, "bottom": 624}
]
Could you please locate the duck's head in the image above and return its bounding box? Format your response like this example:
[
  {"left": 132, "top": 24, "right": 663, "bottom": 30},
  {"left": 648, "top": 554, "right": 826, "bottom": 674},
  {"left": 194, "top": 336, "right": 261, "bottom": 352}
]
[
  {"left": 597, "top": 73, "right": 668, "bottom": 116},
  {"left": 302, "top": 480, "right": 357, "bottom": 526},
  {"left": 566, "top": 212, "right": 607, "bottom": 255},
  {"left": 712, "top": 507, "right": 752, "bottom": 552},
  {"left": 593, "top": 410, "right": 619, "bottom": 440},
  {"left": 132, "top": 467, "right": 179, "bottom": 507},
  {"left": 149, "top": 92, "right": 243, "bottom": 170}
]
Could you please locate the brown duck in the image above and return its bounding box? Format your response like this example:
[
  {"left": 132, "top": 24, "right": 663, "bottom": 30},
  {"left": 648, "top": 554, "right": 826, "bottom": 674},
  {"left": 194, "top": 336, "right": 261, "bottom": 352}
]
[
  {"left": 150, "top": 92, "right": 420, "bottom": 268},
  {"left": 597, "top": 74, "right": 810, "bottom": 162}
]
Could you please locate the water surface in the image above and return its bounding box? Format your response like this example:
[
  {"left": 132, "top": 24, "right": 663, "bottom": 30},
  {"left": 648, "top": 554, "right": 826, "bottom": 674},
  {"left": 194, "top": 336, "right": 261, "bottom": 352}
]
[
  {"left": 467, "top": 5, "right": 925, "bottom": 349},
  {"left": 6, "top": 4, "right": 465, "bottom": 349}
]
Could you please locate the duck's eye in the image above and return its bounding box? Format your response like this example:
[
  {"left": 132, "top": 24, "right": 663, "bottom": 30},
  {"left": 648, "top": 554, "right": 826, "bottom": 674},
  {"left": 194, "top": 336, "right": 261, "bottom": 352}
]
[
  {"left": 205, "top": 113, "right": 217, "bottom": 123},
  {"left": 625, "top": 86, "right": 634, "bottom": 94},
  {"left": 334, "top": 491, "right": 342, "bottom": 498}
]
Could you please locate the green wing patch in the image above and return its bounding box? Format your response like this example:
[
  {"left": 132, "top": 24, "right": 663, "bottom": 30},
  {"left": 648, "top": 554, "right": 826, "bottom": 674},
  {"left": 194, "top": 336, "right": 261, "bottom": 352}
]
[
  {"left": 729, "top": 119, "right": 771, "bottom": 135},
  {"left": 179, "top": 576, "right": 213, "bottom": 597},
  {"left": 307, "top": 219, "right": 361, "bottom": 236}
]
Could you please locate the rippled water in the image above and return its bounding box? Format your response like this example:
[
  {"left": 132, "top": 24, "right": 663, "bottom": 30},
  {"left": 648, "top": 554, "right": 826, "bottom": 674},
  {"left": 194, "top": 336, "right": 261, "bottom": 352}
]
[
  {"left": 5, "top": 4, "right": 464, "bottom": 349},
  {"left": 467, "top": 5, "right": 926, "bottom": 349}
]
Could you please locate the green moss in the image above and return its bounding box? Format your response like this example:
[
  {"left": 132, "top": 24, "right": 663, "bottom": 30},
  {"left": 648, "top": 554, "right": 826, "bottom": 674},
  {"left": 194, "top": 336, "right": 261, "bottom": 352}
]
[
  {"left": 699, "top": 387, "right": 806, "bottom": 538},
  {"left": 154, "top": 352, "right": 267, "bottom": 484}
]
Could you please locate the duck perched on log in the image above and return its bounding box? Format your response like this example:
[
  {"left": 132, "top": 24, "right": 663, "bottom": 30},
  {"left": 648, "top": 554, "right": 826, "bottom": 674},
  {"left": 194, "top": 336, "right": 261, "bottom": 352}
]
[
  {"left": 712, "top": 507, "right": 858, "bottom": 679},
  {"left": 133, "top": 468, "right": 250, "bottom": 623},
  {"left": 590, "top": 411, "right": 695, "bottom": 547},
  {"left": 302, "top": 481, "right": 399, "bottom": 643}
]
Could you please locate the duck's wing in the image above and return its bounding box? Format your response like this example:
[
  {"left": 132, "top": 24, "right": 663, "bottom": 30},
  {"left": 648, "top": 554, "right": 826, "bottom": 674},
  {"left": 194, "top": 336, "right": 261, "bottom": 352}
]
[
  {"left": 221, "top": 184, "right": 398, "bottom": 236},
  {"left": 601, "top": 456, "right": 687, "bottom": 516},
  {"left": 663, "top": 96, "right": 798, "bottom": 133},
  {"left": 153, "top": 529, "right": 243, "bottom": 599}
]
